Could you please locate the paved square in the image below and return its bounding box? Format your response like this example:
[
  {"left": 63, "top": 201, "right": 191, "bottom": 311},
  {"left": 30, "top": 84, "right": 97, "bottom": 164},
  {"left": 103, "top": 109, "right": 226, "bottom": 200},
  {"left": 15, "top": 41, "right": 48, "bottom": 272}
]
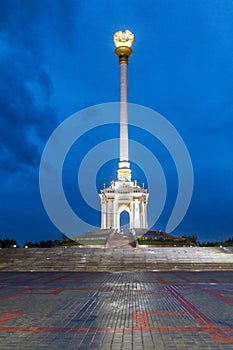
[{"left": 0, "top": 271, "right": 233, "bottom": 349}]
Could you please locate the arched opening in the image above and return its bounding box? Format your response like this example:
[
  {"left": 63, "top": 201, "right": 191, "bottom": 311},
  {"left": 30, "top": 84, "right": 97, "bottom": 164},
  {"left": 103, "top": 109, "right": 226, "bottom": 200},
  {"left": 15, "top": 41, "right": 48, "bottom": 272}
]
[{"left": 120, "top": 210, "right": 130, "bottom": 232}]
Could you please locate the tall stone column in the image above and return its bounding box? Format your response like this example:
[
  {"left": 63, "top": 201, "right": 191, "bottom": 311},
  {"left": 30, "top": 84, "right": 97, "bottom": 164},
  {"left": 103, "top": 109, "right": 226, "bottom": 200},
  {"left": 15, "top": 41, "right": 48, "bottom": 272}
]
[
  {"left": 99, "top": 31, "right": 149, "bottom": 233},
  {"left": 119, "top": 63, "right": 128, "bottom": 162},
  {"left": 114, "top": 30, "right": 134, "bottom": 182}
]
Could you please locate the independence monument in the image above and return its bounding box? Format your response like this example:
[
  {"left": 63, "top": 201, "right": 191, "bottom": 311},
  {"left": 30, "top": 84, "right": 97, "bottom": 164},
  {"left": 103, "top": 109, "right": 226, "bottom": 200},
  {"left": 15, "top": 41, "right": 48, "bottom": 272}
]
[{"left": 99, "top": 30, "right": 149, "bottom": 233}]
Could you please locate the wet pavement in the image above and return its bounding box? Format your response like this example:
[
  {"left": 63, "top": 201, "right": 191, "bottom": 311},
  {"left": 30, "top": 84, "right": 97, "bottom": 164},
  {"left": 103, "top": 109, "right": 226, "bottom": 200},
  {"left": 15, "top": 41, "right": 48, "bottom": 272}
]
[{"left": 0, "top": 271, "right": 233, "bottom": 349}]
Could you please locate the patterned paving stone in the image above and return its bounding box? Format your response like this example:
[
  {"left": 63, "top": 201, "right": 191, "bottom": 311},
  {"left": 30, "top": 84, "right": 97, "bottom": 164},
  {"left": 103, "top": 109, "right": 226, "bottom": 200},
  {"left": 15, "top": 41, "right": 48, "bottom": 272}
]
[{"left": 0, "top": 271, "right": 232, "bottom": 349}]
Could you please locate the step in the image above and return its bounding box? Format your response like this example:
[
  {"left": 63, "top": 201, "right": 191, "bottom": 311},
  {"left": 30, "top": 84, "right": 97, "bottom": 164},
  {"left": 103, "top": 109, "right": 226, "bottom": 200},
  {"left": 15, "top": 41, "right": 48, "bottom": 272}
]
[{"left": 1, "top": 247, "right": 233, "bottom": 271}]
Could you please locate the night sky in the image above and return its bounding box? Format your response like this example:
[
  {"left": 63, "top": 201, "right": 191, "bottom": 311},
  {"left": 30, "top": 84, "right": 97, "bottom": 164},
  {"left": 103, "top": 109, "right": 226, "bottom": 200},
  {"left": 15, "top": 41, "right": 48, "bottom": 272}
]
[{"left": 1, "top": 0, "right": 233, "bottom": 246}]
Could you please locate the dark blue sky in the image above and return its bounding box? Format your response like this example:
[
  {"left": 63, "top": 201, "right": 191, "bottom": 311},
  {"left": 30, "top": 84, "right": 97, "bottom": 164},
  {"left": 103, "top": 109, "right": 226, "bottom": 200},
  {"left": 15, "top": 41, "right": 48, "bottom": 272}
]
[{"left": 0, "top": 0, "right": 232, "bottom": 245}]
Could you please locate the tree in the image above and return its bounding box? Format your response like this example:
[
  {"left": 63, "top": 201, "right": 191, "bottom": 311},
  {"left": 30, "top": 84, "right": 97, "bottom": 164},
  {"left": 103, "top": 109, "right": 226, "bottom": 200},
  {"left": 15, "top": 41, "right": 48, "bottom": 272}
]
[
  {"left": 0, "top": 238, "right": 18, "bottom": 248},
  {"left": 182, "top": 235, "right": 198, "bottom": 245}
]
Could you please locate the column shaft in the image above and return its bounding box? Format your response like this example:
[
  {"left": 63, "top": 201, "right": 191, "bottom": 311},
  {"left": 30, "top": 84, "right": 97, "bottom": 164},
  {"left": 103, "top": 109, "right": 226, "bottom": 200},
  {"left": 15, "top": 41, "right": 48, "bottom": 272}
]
[{"left": 120, "top": 63, "right": 128, "bottom": 162}]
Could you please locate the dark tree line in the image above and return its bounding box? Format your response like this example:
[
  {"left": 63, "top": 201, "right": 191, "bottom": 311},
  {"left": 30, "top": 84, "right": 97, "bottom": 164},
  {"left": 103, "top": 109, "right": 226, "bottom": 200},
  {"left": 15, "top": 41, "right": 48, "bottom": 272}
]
[
  {"left": 1, "top": 235, "right": 233, "bottom": 248},
  {"left": 181, "top": 235, "right": 233, "bottom": 247},
  {"left": 24, "top": 240, "right": 60, "bottom": 248},
  {"left": 199, "top": 237, "right": 233, "bottom": 247},
  {"left": 0, "top": 238, "right": 18, "bottom": 248},
  {"left": 0, "top": 236, "right": 71, "bottom": 248}
]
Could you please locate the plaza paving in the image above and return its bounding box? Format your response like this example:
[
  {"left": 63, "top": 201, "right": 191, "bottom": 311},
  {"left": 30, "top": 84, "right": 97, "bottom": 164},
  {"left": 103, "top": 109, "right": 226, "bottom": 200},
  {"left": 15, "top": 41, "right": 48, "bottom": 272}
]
[{"left": 0, "top": 271, "right": 233, "bottom": 349}]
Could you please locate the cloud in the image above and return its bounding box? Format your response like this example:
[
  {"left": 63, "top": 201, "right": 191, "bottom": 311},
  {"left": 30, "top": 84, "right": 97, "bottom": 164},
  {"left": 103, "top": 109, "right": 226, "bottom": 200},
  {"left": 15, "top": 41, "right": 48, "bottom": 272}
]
[
  {"left": 0, "top": 50, "right": 58, "bottom": 170},
  {"left": 0, "top": 0, "right": 66, "bottom": 173}
]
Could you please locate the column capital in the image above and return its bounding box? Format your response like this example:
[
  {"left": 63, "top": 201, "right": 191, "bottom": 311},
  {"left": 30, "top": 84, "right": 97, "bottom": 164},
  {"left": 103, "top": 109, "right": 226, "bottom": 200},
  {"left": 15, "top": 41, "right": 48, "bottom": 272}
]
[{"left": 115, "top": 46, "right": 132, "bottom": 65}]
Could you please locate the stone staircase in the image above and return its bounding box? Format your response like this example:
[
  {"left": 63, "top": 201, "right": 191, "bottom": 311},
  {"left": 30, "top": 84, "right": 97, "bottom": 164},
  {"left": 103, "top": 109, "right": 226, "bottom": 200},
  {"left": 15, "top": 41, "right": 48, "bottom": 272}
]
[
  {"left": 106, "top": 230, "right": 137, "bottom": 248},
  {"left": 0, "top": 247, "right": 233, "bottom": 271}
]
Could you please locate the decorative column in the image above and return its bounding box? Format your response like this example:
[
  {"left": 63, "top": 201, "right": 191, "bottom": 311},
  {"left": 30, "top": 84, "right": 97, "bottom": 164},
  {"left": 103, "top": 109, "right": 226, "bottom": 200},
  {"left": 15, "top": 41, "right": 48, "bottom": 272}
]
[
  {"left": 99, "top": 30, "right": 149, "bottom": 232},
  {"left": 113, "top": 30, "right": 134, "bottom": 182},
  {"left": 101, "top": 200, "right": 106, "bottom": 229}
]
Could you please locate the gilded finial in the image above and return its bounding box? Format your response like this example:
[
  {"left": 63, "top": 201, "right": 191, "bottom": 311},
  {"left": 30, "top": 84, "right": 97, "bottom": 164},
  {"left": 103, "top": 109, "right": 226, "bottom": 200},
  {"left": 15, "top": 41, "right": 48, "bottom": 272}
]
[
  {"left": 113, "top": 30, "right": 134, "bottom": 65},
  {"left": 113, "top": 30, "right": 134, "bottom": 48}
]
